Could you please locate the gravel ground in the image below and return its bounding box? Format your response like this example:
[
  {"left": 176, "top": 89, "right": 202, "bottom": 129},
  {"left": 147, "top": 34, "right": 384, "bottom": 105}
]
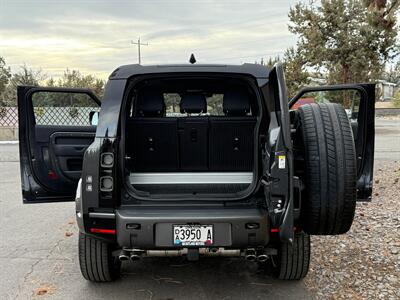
[{"left": 304, "top": 160, "right": 400, "bottom": 299}]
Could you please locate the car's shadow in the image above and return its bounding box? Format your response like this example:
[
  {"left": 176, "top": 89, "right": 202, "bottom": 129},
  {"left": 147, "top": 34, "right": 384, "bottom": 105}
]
[{"left": 86, "top": 257, "right": 312, "bottom": 300}]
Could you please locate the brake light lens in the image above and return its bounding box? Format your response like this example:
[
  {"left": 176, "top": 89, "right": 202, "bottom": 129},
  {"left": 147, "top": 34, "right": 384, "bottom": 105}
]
[
  {"left": 101, "top": 152, "right": 114, "bottom": 167},
  {"left": 90, "top": 228, "right": 116, "bottom": 234},
  {"left": 100, "top": 176, "right": 113, "bottom": 191}
]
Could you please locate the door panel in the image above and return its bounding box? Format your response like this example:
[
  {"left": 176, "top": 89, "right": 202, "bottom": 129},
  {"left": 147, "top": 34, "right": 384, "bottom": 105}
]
[
  {"left": 289, "top": 84, "right": 375, "bottom": 201},
  {"left": 18, "top": 86, "right": 100, "bottom": 203}
]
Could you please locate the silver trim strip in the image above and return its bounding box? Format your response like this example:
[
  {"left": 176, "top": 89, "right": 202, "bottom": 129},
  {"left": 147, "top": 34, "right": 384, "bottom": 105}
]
[
  {"left": 129, "top": 172, "right": 253, "bottom": 185},
  {"left": 89, "top": 212, "right": 116, "bottom": 219}
]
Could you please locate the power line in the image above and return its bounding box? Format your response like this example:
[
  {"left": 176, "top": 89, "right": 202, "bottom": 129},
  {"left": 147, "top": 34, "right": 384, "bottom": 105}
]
[{"left": 131, "top": 37, "right": 148, "bottom": 64}]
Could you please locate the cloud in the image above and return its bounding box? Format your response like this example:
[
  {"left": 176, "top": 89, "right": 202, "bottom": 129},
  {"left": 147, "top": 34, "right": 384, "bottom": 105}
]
[{"left": 0, "top": 0, "right": 298, "bottom": 79}]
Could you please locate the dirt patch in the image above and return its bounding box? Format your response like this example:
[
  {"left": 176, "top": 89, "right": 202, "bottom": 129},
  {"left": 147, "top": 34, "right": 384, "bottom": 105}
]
[{"left": 34, "top": 284, "right": 56, "bottom": 297}]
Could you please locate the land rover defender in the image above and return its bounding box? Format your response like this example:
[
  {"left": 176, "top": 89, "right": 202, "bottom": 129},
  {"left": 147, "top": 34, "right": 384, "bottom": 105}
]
[{"left": 17, "top": 63, "right": 375, "bottom": 282}]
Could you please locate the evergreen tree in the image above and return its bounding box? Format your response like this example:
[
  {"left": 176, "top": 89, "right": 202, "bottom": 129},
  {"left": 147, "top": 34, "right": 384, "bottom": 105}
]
[
  {"left": 0, "top": 57, "right": 12, "bottom": 106},
  {"left": 288, "top": 0, "right": 399, "bottom": 84}
]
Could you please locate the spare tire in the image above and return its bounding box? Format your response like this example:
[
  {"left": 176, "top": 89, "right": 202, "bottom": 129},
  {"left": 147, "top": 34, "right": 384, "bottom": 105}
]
[{"left": 297, "top": 103, "right": 357, "bottom": 235}]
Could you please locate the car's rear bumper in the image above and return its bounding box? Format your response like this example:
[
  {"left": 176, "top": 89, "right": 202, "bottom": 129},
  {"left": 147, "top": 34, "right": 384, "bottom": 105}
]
[{"left": 115, "top": 206, "right": 269, "bottom": 249}]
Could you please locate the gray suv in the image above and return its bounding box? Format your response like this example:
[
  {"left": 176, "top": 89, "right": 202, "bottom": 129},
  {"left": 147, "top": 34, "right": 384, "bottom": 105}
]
[{"left": 17, "top": 63, "right": 375, "bottom": 282}]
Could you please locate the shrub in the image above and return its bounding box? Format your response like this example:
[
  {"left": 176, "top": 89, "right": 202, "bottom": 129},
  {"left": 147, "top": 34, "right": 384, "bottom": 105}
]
[{"left": 393, "top": 90, "right": 400, "bottom": 108}]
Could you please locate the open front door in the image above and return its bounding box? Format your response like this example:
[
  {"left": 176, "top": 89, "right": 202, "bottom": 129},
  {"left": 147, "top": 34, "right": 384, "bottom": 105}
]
[
  {"left": 289, "top": 84, "right": 375, "bottom": 201},
  {"left": 18, "top": 86, "right": 101, "bottom": 203}
]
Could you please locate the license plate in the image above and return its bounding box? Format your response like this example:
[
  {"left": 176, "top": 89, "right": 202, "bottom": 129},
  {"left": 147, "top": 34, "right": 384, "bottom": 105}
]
[{"left": 173, "top": 225, "right": 213, "bottom": 246}]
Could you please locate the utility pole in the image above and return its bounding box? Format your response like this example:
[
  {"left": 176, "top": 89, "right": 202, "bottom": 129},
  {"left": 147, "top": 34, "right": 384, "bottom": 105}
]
[{"left": 131, "top": 37, "right": 148, "bottom": 64}]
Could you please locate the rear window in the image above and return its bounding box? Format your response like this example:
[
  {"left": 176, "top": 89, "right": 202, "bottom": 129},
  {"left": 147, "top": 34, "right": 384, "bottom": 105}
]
[{"left": 165, "top": 93, "right": 224, "bottom": 117}]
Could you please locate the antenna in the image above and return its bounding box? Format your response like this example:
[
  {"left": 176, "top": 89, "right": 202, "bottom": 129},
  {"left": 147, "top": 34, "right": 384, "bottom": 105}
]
[{"left": 189, "top": 53, "right": 196, "bottom": 64}]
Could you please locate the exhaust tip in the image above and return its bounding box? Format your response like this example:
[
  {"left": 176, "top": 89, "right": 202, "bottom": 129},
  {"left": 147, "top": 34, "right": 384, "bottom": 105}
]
[
  {"left": 257, "top": 254, "right": 268, "bottom": 262},
  {"left": 118, "top": 254, "right": 130, "bottom": 261},
  {"left": 244, "top": 248, "right": 256, "bottom": 261},
  {"left": 245, "top": 254, "right": 257, "bottom": 261},
  {"left": 130, "top": 254, "right": 141, "bottom": 261}
]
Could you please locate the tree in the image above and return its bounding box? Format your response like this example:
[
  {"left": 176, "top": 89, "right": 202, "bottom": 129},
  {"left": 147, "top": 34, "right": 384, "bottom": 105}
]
[
  {"left": 0, "top": 58, "right": 106, "bottom": 107},
  {"left": 0, "top": 57, "right": 11, "bottom": 97},
  {"left": 48, "top": 69, "right": 105, "bottom": 99},
  {"left": 383, "top": 60, "right": 400, "bottom": 84},
  {"left": 393, "top": 89, "right": 400, "bottom": 107},
  {"left": 282, "top": 47, "right": 310, "bottom": 98},
  {"left": 288, "top": 0, "right": 399, "bottom": 85},
  {"left": 0, "top": 57, "right": 12, "bottom": 107},
  {"left": 41, "top": 69, "right": 105, "bottom": 107},
  {"left": 264, "top": 50, "right": 310, "bottom": 98},
  {"left": 2, "top": 65, "right": 45, "bottom": 106}
]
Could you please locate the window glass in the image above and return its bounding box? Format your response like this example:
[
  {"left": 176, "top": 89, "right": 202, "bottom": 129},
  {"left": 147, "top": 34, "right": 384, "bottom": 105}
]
[
  {"left": 164, "top": 93, "right": 225, "bottom": 117},
  {"left": 32, "top": 91, "right": 99, "bottom": 126},
  {"left": 292, "top": 89, "right": 361, "bottom": 121},
  {"left": 207, "top": 94, "right": 224, "bottom": 115},
  {"left": 164, "top": 93, "right": 181, "bottom": 116}
]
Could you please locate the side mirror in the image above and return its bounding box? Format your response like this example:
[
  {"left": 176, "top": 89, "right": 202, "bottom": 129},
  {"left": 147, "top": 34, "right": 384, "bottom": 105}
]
[{"left": 89, "top": 111, "right": 99, "bottom": 126}]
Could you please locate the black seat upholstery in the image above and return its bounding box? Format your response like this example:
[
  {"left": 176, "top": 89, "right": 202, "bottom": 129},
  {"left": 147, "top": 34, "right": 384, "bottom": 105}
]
[
  {"left": 223, "top": 89, "right": 251, "bottom": 116},
  {"left": 128, "top": 91, "right": 178, "bottom": 171},
  {"left": 178, "top": 94, "right": 208, "bottom": 170},
  {"left": 134, "top": 90, "right": 166, "bottom": 117},
  {"left": 180, "top": 93, "right": 207, "bottom": 114},
  {"left": 209, "top": 89, "right": 256, "bottom": 171},
  {"left": 127, "top": 89, "right": 256, "bottom": 172}
]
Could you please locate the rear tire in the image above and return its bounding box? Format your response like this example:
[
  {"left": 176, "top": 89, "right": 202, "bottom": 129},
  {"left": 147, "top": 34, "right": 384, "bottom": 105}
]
[
  {"left": 297, "top": 103, "right": 357, "bottom": 235},
  {"left": 271, "top": 232, "right": 310, "bottom": 280},
  {"left": 78, "top": 232, "right": 121, "bottom": 282}
]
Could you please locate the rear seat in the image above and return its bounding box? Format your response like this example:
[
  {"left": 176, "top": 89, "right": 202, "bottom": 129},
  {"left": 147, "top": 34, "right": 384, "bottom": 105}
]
[
  {"left": 209, "top": 89, "right": 256, "bottom": 171},
  {"left": 127, "top": 89, "right": 256, "bottom": 172},
  {"left": 178, "top": 94, "right": 208, "bottom": 170},
  {"left": 127, "top": 90, "right": 179, "bottom": 171}
]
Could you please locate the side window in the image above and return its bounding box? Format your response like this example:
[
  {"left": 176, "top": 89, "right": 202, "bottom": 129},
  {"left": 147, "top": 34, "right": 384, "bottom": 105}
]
[
  {"left": 31, "top": 91, "right": 100, "bottom": 126},
  {"left": 164, "top": 93, "right": 181, "bottom": 116},
  {"left": 207, "top": 94, "right": 224, "bottom": 116},
  {"left": 164, "top": 93, "right": 225, "bottom": 117}
]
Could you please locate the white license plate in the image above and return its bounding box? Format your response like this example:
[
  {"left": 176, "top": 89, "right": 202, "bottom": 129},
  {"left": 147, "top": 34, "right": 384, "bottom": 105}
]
[{"left": 173, "top": 225, "right": 213, "bottom": 246}]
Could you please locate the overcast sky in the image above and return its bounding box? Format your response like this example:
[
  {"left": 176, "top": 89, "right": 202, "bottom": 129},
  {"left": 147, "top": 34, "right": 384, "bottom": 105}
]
[{"left": 0, "top": 0, "right": 298, "bottom": 79}]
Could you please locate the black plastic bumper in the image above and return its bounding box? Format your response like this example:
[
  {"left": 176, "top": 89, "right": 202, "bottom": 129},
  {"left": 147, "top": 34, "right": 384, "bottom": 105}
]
[{"left": 115, "top": 206, "right": 269, "bottom": 249}]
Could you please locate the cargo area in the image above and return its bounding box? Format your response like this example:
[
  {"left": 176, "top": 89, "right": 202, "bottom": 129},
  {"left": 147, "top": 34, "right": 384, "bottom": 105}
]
[{"left": 123, "top": 76, "right": 260, "bottom": 198}]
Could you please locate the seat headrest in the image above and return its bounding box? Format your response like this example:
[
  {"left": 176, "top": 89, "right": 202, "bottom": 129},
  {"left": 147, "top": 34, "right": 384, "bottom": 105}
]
[
  {"left": 180, "top": 94, "right": 207, "bottom": 114},
  {"left": 135, "top": 90, "right": 165, "bottom": 117},
  {"left": 223, "top": 89, "right": 250, "bottom": 116}
]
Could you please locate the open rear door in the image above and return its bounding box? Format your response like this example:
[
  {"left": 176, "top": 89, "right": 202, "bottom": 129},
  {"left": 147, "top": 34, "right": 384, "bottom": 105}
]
[
  {"left": 289, "top": 84, "right": 375, "bottom": 201},
  {"left": 18, "top": 86, "right": 101, "bottom": 203}
]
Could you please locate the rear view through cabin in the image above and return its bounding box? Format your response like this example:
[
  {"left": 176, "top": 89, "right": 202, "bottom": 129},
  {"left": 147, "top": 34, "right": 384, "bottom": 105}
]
[{"left": 123, "top": 75, "right": 261, "bottom": 199}]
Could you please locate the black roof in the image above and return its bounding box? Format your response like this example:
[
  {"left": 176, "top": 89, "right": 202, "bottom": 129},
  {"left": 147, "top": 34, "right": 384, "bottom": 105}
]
[{"left": 109, "top": 63, "right": 270, "bottom": 80}]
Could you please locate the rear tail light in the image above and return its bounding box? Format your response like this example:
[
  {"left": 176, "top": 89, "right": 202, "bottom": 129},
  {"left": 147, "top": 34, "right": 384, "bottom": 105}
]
[
  {"left": 100, "top": 176, "right": 113, "bottom": 192},
  {"left": 90, "top": 228, "right": 116, "bottom": 235},
  {"left": 101, "top": 152, "right": 114, "bottom": 168}
]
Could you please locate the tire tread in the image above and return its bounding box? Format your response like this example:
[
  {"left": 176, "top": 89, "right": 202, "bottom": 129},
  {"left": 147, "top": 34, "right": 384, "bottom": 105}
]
[
  {"left": 78, "top": 232, "right": 120, "bottom": 282},
  {"left": 298, "top": 103, "right": 357, "bottom": 235}
]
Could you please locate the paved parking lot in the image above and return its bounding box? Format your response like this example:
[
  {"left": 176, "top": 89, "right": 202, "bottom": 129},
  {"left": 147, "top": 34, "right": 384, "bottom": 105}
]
[
  {"left": 0, "top": 117, "right": 398, "bottom": 300},
  {"left": 0, "top": 161, "right": 311, "bottom": 300}
]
